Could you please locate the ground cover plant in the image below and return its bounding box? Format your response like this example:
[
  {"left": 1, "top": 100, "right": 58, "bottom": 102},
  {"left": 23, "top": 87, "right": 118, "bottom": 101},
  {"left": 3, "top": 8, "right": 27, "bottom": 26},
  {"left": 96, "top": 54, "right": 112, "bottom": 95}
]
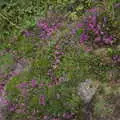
[{"left": 0, "top": 0, "right": 120, "bottom": 120}]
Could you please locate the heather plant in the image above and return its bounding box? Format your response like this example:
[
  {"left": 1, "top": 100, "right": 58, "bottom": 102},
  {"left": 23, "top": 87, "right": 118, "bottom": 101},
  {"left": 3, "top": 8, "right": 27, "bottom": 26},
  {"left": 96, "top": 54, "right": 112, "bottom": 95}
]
[
  {"left": 0, "top": 0, "right": 120, "bottom": 120},
  {"left": 0, "top": 0, "right": 94, "bottom": 39},
  {"left": 73, "top": 9, "right": 120, "bottom": 49},
  {"left": 22, "top": 15, "right": 63, "bottom": 40}
]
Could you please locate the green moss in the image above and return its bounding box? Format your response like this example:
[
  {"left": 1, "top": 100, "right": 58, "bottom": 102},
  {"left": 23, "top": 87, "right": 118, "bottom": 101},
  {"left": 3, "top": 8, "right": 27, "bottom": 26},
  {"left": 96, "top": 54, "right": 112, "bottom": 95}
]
[{"left": 0, "top": 53, "right": 14, "bottom": 74}]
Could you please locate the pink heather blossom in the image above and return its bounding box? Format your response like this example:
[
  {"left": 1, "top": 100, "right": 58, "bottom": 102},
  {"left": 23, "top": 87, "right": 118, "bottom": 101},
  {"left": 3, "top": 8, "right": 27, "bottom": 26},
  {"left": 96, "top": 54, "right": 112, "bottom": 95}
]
[
  {"left": 30, "top": 79, "right": 37, "bottom": 88},
  {"left": 43, "top": 115, "right": 48, "bottom": 120},
  {"left": 8, "top": 104, "right": 17, "bottom": 112},
  {"left": 80, "top": 33, "right": 88, "bottom": 43},
  {"left": 0, "top": 84, "right": 4, "bottom": 94},
  {"left": 36, "top": 20, "right": 59, "bottom": 39},
  {"left": 21, "top": 89, "right": 28, "bottom": 96},
  {"left": 47, "top": 32, "right": 52, "bottom": 37},
  {"left": 55, "top": 59, "right": 60, "bottom": 64},
  {"left": 115, "top": 2, "right": 120, "bottom": 8},
  {"left": 112, "top": 55, "right": 120, "bottom": 63},
  {"left": 37, "top": 21, "right": 48, "bottom": 28},
  {"left": 95, "top": 37, "right": 101, "bottom": 42},
  {"left": 0, "top": 96, "right": 8, "bottom": 105},
  {"left": 17, "top": 82, "right": 28, "bottom": 89},
  {"left": 77, "top": 23, "right": 83, "bottom": 28},
  {"left": 16, "top": 108, "right": 25, "bottom": 114},
  {"left": 100, "top": 31, "right": 104, "bottom": 35},
  {"left": 71, "top": 29, "right": 76, "bottom": 34},
  {"left": 103, "top": 36, "right": 113, "bottom": 45},
  {"left": 39, "top": 83, "right": 45, "bottom": 87},
  {"left": 22, "top": 30, "right": 31, "bottom": 37},
  {"left": 40, "top": 95, "right": 45, "bottom": 106},
  {"left": 90, "top": 16, "right": 97, "bottom": 26},
  {"left": 88, "top": 23, "right": 94, "bottom": 29},
  {"left": 88, "top": 8, "right": 97, "bottom": 13},
  {"left": 63, "top": 113, "right": 73, "bottom": 119},
  {"left": 85, "top": 47, "right": 93, "bottom": 52}
]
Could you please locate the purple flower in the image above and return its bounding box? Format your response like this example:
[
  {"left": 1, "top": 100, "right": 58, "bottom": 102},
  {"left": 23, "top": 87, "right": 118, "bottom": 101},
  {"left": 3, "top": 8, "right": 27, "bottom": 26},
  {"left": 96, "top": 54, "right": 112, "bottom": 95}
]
[
  {"left": 112, "top": 55, "right": 120, "bottom": 63},
  {"left": 63, "top": 113, "right": 73, "bottom": 119},
  {"left": 71, "top": 29, "right": 76, "bottom": 34},
  {"left": 40, "top": 95, "right": 45, "bottom": 106},
  {"left": 94, "top": 28, "right": 99, "bottom": 34},
  {"left": 112, "top": 55, "right": 118, "bottom": 60},
  {"left": 43, "top": 115, "right": 48, "bottom": 120},
  {"left": 55, "top": 59, "right": 60, "bottom": 64},
  {"left": 85, "top": 47, "right": 93, "bottom": 52},
  {"left": 77, "top": 23, "right": 83, "bottom": 28},
  {"left": 95, "top": 37, "right": 101, "bottom": 42},
  {"left": 103, "top": 36, "right": 113, "bottom": 45},
  {"left": 80, "top": 33, "right": 88, "bottom": 43},
  {"left": 88, "top": 23, "right": 94, "bottom": 29},
  {"left": 0, "top": 96, "right": 8, "bottom": 105},
  {"left": 17, "top": 82, "right": 28, "bottom": 89},
  {"left": 87, "top": 8, "right": 97, "bottom": 13},
  {"left": 114, "top": 2, "right": 120, "bottom": 8},
  {"left": 22, "top": 30, "right": 31, "bottom": 37},
  {"left": 37, "top": 21, "right": 48, "bottom": 28},
  {"left": 36, "top": 20, "right": 60, "bottom": 39},
  {"left": 30, "top": 79, "right": 37, "bottom": 88},
  {"left": 0, "top": 84, "right": 4, "bottom": 93},
  {"left": 8, "top": 104, "right": 17, "bottom": 112},
  {"left": 21, "top": 89, "right": 28, "bottom": 96},
  {"left": 91, "top": 16, "right": 97, "bottom": 25},
  {"left": 87, "top": 7, "right": 100, "bottom": 16},
  {"left": 103, "top": 16, "right": 107, "bottom": 24}
]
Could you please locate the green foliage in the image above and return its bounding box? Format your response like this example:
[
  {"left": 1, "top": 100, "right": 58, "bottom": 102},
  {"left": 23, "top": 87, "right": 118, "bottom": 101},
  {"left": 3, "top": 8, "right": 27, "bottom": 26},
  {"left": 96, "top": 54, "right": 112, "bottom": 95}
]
[
  {"left": 108, "top": 48, "right": 120, "bottom": 56},
  {"left": 103, "top": 0, "right": 120, "bottom": 19},
  {"left": 76, "top": 28, "right": 83, "bottom": 36},
  {"left": 0, "top": 0, "right": 45, "bottom": 37},
  {"left": 0, "top": 53, "right": 14, "bottom": 74},
  {"left": 6, "top": 71, "right": 30, "bottom": 100},
  {"left": 0, "top": 0, "right": 93, "bottom": 37}
]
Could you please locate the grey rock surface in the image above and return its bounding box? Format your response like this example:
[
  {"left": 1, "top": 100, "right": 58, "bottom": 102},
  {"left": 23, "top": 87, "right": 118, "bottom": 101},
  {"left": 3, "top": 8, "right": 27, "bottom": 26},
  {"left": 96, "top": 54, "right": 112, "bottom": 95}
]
[{"left": 77, "top": 79, "right": 98, "bottom": 103}]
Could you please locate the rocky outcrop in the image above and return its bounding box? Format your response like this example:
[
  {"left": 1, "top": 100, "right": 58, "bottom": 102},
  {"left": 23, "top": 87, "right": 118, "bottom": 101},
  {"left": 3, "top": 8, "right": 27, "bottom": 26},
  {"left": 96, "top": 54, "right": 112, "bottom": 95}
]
[{"left": 77, "top": 79, "right": 99, "bottom": 103}]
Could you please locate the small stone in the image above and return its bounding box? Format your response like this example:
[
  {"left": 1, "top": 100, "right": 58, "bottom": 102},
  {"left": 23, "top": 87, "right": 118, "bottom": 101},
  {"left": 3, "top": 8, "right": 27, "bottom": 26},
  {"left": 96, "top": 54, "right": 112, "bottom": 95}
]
[{"left": 77, "top": 79, "right": 99, "bottom": 103}]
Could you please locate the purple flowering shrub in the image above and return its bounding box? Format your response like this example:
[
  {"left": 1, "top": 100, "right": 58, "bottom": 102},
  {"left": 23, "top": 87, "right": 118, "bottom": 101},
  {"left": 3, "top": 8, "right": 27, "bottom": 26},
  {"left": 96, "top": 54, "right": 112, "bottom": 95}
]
[
  {"left": 22, "top": 14, "right": 64, "bottom": 40},
  {"left": 73, "top": 9, "right": 119, "bottom": 49},
  {"left": 22, "top": 21, "right": 60, "bottom": 39}
]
